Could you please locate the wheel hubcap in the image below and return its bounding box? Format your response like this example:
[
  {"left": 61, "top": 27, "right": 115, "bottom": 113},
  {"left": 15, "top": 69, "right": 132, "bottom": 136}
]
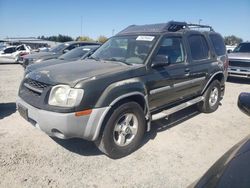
[
  {"left": 209, "top": 87, "right": 219, "bottom": 107},
  {"left": 113, "top": 113, "right": 138, "bottom": 147}
]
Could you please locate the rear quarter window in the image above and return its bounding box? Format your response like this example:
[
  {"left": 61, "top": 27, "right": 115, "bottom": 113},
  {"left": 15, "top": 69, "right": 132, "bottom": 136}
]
[
  {"left": 188, "top": 34, "right": 210, "bottom": 61},
  {"left": 209, "top": 34, "right": 226, "bottom": 56}
]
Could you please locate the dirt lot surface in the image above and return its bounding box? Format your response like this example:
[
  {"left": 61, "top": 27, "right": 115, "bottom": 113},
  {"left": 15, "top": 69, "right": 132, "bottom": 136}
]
[{"left": 0, "top": 64, "right": 250, "bottom": 188}]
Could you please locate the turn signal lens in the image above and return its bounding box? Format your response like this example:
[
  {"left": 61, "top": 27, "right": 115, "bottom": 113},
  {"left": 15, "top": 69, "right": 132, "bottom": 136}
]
[{"left": 75, "top": 109, "right": 92, "bottom": 116}]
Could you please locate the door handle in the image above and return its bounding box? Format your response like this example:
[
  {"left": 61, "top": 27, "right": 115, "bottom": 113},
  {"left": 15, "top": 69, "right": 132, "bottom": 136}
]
[{"left": 184, "top": 68, "right": 190, "bottom": 76}]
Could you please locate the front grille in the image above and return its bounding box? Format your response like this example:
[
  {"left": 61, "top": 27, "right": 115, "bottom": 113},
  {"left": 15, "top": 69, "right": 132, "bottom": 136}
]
[
  {"left": 26, "top": 78, "right": 49, "bottom": 90},
  {"left": 229, "top": 60, "right": 250, "bottom": 68},
  {"left": 23, "top": 78, "right": 50, "bottom": 95}
]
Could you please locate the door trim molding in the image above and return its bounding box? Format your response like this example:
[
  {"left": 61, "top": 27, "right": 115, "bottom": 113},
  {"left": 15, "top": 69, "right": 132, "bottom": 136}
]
[{"left": 149, "top": 76, "right": 206, "bottom": 95}]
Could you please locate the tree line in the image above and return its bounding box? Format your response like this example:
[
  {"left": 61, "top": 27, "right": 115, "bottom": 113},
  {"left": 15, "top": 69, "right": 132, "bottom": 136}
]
[
  {"left": 37, "top": 34, "right": 108, "bottom": 43},
  {"left": 37, "top": 34, "right": 245, "bottom": 45}
]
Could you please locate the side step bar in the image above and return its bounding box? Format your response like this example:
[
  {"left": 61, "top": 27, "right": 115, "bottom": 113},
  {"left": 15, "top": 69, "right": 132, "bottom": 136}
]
[{"left": 152, "top": 96, "right": 204, "bottom": 121}]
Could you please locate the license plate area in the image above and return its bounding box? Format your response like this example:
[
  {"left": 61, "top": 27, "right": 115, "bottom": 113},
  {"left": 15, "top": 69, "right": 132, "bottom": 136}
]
[{"left": 17, "top": 104, "right": 28, "bottom": 121}]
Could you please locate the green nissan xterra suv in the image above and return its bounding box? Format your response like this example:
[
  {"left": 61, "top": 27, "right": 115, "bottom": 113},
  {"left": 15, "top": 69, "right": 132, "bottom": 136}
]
[{"left": 17, "top": 21, "right": 228, "bottom": 158}]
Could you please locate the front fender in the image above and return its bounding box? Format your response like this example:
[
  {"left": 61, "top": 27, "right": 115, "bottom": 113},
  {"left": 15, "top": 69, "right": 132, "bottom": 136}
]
[{"left": 95, "top": 78, "right": 147, "bottom": 108}]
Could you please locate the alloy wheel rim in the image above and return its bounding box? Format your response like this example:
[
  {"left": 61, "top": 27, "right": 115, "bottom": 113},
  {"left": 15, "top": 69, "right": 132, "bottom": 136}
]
[
  {"left": 113, "top": 113, "right": 138, "bottom": 147},
  {"left": 209, "top": 87, "right": 219, "bottom": 107}
]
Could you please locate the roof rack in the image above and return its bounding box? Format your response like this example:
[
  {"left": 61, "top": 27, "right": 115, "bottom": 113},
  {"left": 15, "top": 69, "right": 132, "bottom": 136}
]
[
  {"left": 187, "top": 24, "right": 214, "bottom": 31},
  {"left": 117, "top": 21, "right": 214, "bottom": 35}
]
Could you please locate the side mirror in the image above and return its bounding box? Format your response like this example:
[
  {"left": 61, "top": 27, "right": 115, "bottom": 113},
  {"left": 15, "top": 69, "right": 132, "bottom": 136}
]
[
  {"left": 227, "top": 49, "right": 232, "bottom": 54},
  {"left": 63, "top": 49, "right": 69, "bottom": 54},
  {"left": 151, "top": 55, "right": 170, "bottom": 68},
  {"left": 238, "top": 92, "right": 250, "bottom": 116}
]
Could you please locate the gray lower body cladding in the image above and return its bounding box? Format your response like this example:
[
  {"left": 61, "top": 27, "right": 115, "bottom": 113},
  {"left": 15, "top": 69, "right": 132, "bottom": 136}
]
[{"left": 16, "top": 97, "right": 109, "bottom": 141}]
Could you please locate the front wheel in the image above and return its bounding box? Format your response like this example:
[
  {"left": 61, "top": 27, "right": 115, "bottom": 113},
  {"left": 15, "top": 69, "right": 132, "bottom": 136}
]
[
  {"left": 95, "top": 102, "right": 146, "bottom": 159},
  {"left": 198, "top": 80, "right": 221, "bottom": 113}
]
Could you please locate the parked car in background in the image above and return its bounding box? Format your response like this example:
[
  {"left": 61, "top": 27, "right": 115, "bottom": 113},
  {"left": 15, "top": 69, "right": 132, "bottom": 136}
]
[
  {"left": 17, "top": 21, "right": 227, "bottom": 158},
  {"left": 226, "top": 45, "right": 237, "bottom": 53},
  {"left": 238, "top": 92, "right": 250, "bottom": 117},
  {"left": 228, "top": 42, "right": 250, "bottom": 78},
  {"left": 24, "top": 45, "right": 100, "bottom": 75},
  {"left": 0, "top": 44, "right": 31, "bottom": 64},
  {"left": 22, "top": 41, "right": 100, "bottom": 68},
  {"left": 189, "top": 93, "right": 250, "bottom": 188}
]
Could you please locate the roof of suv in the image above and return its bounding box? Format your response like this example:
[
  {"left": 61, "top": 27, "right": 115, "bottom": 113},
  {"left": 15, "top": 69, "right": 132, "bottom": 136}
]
[{"left": 117, "top": 21, "right": 214, "bottom": 36}]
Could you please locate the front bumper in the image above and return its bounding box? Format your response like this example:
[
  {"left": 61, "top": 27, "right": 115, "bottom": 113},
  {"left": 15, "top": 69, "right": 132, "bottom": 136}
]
[
  {"left": 16, "top": 97, "right": 110, "bottom": 141},
  {"left": 228, "top": 66, "right": 250, "bottom": 78}
]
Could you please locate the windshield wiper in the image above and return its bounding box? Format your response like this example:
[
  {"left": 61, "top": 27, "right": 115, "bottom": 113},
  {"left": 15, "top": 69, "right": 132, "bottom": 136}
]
[{"left": 103, "top": 58, "right": 132, "bottom": 65}]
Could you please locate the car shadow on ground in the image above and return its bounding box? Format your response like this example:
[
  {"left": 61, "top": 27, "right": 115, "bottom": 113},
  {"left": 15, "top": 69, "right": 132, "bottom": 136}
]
[
  {"left": 52, "top": 105, "right": 200, "bottom": 157},
  {"left": 227, "top": 77, "right": 250, "bottom": 84},
  {"left": 141, "top": 105, "right": 200, "bottom": 147},
  {"left": 0, "top": 103, "right": 17, "bottom": 119},
  {"left": 51, "top": 137, "right": 103, "bottom": 156}
]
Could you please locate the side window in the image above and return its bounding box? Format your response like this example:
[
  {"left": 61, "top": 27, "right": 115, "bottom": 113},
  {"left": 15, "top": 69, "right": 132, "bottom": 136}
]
[
  {"left": 209, "top": 34, "right": 226, "bottom": 56},
  {"left": 16, "top": 45, "right": 25, "bottom": 51},
  {"left": 188, "top": 35, "right": 210, "bottom": 60},
  {"left": 156, "top": 37, "right": 185, "bottom": 64},
  {"left": 66, "top": 44, "right": 78, "bottom": 51},
  {"left": 4, "top": 47, "right": 16, "bottom": 54}
]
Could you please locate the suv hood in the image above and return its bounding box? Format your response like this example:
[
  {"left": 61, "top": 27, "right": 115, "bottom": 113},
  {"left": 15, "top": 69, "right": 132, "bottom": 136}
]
[
  {"left": 24, "top": 51, "right": 61, "bottom": 60},
  {"left": 26, "top": 58, "right": 66, "bottom": 73},
  {"left": 228, "top": 52, "right": 250, "bottom": 60},
  {"left": 27, "top": 59, "right": 133, "bottom": 86}
]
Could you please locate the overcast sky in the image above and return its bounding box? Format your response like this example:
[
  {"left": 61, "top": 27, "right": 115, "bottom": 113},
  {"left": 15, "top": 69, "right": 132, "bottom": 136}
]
[{"left": 0, "top": 0, "right": 249, "bottom": 41}]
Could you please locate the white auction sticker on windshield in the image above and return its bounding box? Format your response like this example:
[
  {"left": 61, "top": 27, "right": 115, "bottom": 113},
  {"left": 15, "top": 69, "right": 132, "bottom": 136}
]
[{"left": 136, "top": 36, "right": 155, "bottom": 41}]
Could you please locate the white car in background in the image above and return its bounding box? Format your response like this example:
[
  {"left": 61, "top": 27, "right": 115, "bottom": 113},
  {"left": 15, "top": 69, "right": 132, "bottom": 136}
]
[
  {"left": 0, "top": 44, "right": 31, "bottom": 64},
  {"left": 226, "top": 45, "right": 237, "bottom": 53}
]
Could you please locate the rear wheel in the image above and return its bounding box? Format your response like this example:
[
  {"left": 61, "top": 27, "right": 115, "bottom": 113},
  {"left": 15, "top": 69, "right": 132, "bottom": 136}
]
[
  {"left": 95, "top": 102, "right": 146, "bottom": 159},
  {"left": 198, "top": 80, "right": 221, "bottom": 113}
]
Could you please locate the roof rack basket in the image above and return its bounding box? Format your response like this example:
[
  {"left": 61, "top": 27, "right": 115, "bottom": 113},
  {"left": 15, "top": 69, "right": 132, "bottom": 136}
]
[
  {"left": 187, "top": 24, "right": 214, "bottom": 31},
  {"left": 164, "top": 21, "right": 214, "bottom": 32},
  {"left": 117, "top": 21, "right": 214, "bottom": 35}
]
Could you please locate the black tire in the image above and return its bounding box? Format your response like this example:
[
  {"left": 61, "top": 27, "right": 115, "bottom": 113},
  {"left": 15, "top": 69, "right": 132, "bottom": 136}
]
[
  {"left": 95, "top": 102, "right": 146, "bottom": 159},
  {"left": 197, "top": 80, "right": 221, "bottom": 113}
]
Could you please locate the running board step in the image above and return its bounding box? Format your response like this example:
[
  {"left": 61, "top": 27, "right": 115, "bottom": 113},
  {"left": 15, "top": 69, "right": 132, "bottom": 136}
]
[{"left": 152, "top": 96, "right": 204, "bottom": 121}]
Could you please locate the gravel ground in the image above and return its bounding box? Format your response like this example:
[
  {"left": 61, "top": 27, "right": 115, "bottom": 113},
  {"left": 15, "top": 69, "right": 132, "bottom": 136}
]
[{"left": 0, "top": 64, "right": 250, "bottom": 188}]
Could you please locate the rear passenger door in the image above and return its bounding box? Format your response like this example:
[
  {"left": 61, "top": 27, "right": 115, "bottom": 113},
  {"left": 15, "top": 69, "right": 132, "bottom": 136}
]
[{"left": 185, "top": 33, "right": 213, "bottom": 95}]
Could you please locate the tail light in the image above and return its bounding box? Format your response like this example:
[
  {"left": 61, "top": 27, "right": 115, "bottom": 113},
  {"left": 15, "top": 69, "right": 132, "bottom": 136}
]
[
  {"left": 224, "top": 56, "right": 229, "bottom": 70},
  {"left": 20, "top": 52, "right": 29, "bottom": 57}
]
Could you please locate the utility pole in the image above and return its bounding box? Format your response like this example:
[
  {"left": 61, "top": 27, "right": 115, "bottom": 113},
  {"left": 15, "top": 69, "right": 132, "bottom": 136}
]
[
  {"left": 198, "top": 19, "right": 202, "bottom": 25},
  {"left": 81, "top": 16, "right": 83, "bottom": 37}
]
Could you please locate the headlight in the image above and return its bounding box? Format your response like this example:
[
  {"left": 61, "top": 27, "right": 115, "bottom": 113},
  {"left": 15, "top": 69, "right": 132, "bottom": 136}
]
[{"left": 48, "top": 85, "right": 84, "bottom": 107}]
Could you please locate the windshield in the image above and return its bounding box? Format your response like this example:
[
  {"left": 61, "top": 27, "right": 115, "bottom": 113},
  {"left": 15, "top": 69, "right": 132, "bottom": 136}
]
[
  {"left": 233, "top": 43, "right": 250, "bottom": 53},
  {"left": 91, "top": 35, "right": 157, "bottom": 64},
  {"left": 49, "top": 43, "right": 67, "bottom": 53},
  {"left": 59, "top": 46, "right": 92, "bottom": 60}
]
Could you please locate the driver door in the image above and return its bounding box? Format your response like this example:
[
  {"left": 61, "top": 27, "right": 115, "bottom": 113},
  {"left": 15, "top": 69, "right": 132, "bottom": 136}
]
[{"left": 147, "top": 36, "right": 192, "bottom": 110}]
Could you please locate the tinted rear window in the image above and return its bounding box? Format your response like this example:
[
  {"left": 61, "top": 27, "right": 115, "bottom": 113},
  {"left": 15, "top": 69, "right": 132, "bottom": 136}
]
[
  {"left": 4, "top": 47, "right": 16, "bottom": 53},
  {"left": 209, "top": 34, "right": 226, "bottom": 56},
  {"left": 233, "top": 43, "right": 250, "bottom": 53},
  {"left": 188, "top": 35, "right": 209, "bottom": 60}
]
